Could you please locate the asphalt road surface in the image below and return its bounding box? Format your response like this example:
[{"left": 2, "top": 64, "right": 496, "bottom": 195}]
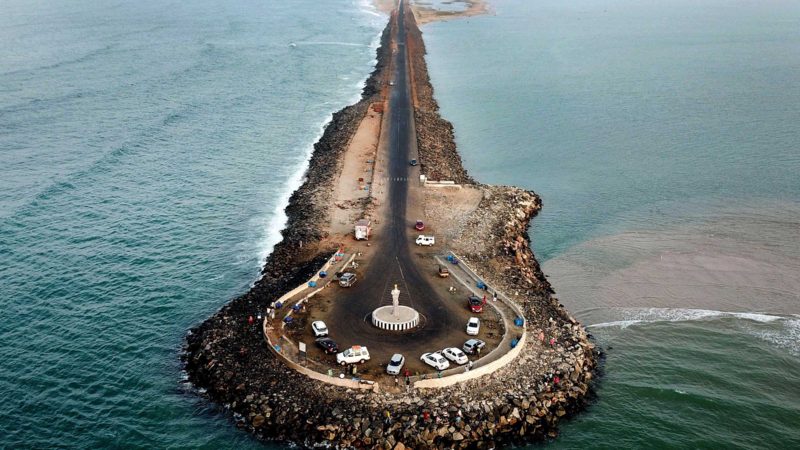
[{"left": 324, "top": 1, "right": 473, "bottom": 369}]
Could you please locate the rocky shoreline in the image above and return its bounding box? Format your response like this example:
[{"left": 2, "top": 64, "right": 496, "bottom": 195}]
[
  {"left": 184, "top": 6, "right": 599, "bottom": 449},
  {"left": 406, "top": 6, "right": 473, "bottom": 186}
]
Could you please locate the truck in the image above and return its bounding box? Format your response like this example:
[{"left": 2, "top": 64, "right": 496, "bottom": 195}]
[{"left": 354, "top": 219, "right": 371, "bottom": 240}]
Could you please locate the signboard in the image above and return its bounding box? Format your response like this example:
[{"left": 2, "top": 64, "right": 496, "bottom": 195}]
[{"left": 298, "top": 342, "right": 306, "bottom": 354}]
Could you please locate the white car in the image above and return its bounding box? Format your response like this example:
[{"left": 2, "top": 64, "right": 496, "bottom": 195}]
[
  {"left": 466, "top": 317, "right": 480, "bottom": 336},
  {"left": 442, "top": 347, "right": 469, "bottom": 365},
  {"left": 415, "top": 235, "right": 435, "bottom": 246},
  {"left": 420, "top": 352, "right": 450, "bottom": 371},
  {"left": 311, "top": 320, "right": 329, "bottom": 337},
  {"left": 336, "top": 346, "right": 370, "bottom": 365},
  {"left": 386, "top": 353, "right": 405, "bottom": 375}
]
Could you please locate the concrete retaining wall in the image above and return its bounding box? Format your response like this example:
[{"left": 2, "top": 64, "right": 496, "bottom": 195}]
[
  {"left": 414, "top": 331, "right": 527, "bottom": 388},
  {"left": 410, "top": 252, "right": 528, "bottom": 389},
  {"left": 449, "top": 251, "right": 526, "bottom": 319},
  {"left": 273, "top": 251, "right": 346, "bottom": 306},
  {"left": 262, "top": 323, "right": 378, "bottom": 391},
  {"left": 261, "top": 251, "right": 378, "bottom": 391},
  {"left": 263, "top": 248, "right": 526, "bottom": 392},
  {"left": 425, "top": 181, "right": 461, "bottom": 189}
]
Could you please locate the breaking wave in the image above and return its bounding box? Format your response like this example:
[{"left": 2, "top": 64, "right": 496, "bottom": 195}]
[{"left": 589, "top": 307, "right": 800, "bottom": 356}]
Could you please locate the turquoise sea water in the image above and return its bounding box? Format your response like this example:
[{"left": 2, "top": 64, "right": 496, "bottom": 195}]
[
  {"left": 0, "top": 0, "right": 382, "bottom": 447},
  {"left": 423, "top": 0, "right": 800, "bottom": 447},
  {"left": 2, "top": 0, "right": 799, "bottom": 448}
]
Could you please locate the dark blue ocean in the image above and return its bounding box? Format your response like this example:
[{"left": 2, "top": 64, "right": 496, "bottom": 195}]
[
  {"left": 0, "top": 0, "right": 383, "bottom": 447},
  {"left": 1, "top": 0, "right": 799, "bottom": 448}
]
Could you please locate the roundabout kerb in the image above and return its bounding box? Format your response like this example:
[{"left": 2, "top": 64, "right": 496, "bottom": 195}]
[{"left": 261, "top": 247, "right": 529, "bottom": 390}]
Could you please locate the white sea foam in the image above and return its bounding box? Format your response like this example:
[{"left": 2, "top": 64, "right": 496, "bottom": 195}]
[
  {"left": 589, "top": 308, "right": 799, "bottom": 356},
  {"left": 589, "top": 319, "right": 643, "bottom": 329},
  {"left": 253, "top": 119, "right": 325, "bottom": 284},
  {"left": 294, "top": 41, "right": 372, "bottom": 47},
  {"left": 588, "top": 308, "right": 787, "bottom": 329},
  {"left": 252, "top": 7, "right": 386, "bottom": 283},
  {"left": 749, "top": 318, "right": 800, "bottom": 357},
  {"left": 356, "top": 0, "right": 387, "bottom": 19}
]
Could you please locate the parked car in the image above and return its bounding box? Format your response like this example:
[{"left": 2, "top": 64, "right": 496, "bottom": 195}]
[
  {"left": 315, "top": 337, "right": 338, "bottom": 354},
  {"left": 462, "top": 339, "right": 486, "bottom": 355},
  {"left": 466, "top": 317, "right": 480, "bottom": 336},
  {"left": 386, "top": 353, "right": 405, "bottom": 375},
  {"left": 415, "top": 235, "right": 435, "bottom": 246},
  {"left": 467, "top": 295, "right": 485, "bottom": 313},
  {"left": 410, "top": 159, "right": 418, "bottom": 166},
  {"left": 438, "top": 265, "right": 449, "bottom": 278},
  {"left": 337, "top": 346, "right": 370, "bottom": 365},
  {"left": 421, "top": 352, "right": 450, "bottom": 371},
  {"left": 311, "top": 320, "right": 329, "bottom": 337},
  {"left": 442, "top": 347, "right": 468, "bottom": 365},
  {"left": 415, "top": 220, "right": 425, "bottom": 231},
  {"left": 338, "top": 272, "right": 357, "bottom": 287}
]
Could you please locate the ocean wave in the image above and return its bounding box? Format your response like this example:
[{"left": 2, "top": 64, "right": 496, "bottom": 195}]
[
  {"left": 589, "top": 319, "right": 644, "bottom": 329},
  {"left": 356, "top": 0, "right": 387, "bottom": 19},
  {"left": 588, "top": 308, "right": 787, "bottom": 329},
  {"left": 253, "top": 118, "right": 325, "bottom": 282},
  {"left": 589, "top": 308, "right": 800, "bottom": 356},
  {"left": 294, "top": 41, "right": 373, "bottom": 47},
  {"left": 251, "top": 17, "right": 387, "bottom": 276},
  {"left": 750, "top": 317, "right": 800, "bottom": 357}
]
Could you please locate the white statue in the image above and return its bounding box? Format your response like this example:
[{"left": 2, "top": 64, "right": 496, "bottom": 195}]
[{"left": 391, "top": 284, "right": 400, "bottom": 315}]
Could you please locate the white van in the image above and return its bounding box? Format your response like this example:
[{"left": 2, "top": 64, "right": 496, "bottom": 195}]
[{"left": 415, "top": 235, "right": 435, "bottom": 246}]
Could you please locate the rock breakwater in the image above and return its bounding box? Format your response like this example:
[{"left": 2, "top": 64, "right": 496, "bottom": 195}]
[
  {"left": 405, "top": 7, "right": 473, "bottom": 185},
  {"left": 184, "top": 5, "right": 598, "bottom": 448}
]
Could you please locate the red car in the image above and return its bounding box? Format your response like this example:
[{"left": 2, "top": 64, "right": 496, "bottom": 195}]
[
  {"left": 415, "top": 220, "right": 425, "bottom": 231},
  {"left": 468, "top": 295, "right": 486, "bottom": 313}
]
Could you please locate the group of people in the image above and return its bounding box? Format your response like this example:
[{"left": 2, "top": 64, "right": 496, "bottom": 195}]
[{"left": 393, "top": 368, "right": 414, "bottom": 392}]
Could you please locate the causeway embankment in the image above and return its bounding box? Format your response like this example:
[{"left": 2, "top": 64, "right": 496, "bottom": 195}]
[{"left": 184, "top": 3, "right": 599, "bottom": 448}]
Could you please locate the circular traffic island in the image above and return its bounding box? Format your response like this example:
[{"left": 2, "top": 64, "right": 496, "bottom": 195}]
[{"left": 371, "top": 304, "right": 420, "bottom": 331}]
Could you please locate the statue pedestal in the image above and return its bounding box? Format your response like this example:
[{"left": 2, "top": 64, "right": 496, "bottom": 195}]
[{"left": 371, "top": 305, "right": 420, "bottom": 331}]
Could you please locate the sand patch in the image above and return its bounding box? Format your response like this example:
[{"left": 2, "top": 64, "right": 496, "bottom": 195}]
[
  {"left": 544, "top": 202, "right": 800, "bottom": 325},
  {"left": 329, "top": 107, "right": 383, "bottom": 236}
]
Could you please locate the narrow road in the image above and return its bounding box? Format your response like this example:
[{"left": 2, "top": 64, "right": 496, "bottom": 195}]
[{"left": 325, "top": 1, "right": 470, "bottom": 367}]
